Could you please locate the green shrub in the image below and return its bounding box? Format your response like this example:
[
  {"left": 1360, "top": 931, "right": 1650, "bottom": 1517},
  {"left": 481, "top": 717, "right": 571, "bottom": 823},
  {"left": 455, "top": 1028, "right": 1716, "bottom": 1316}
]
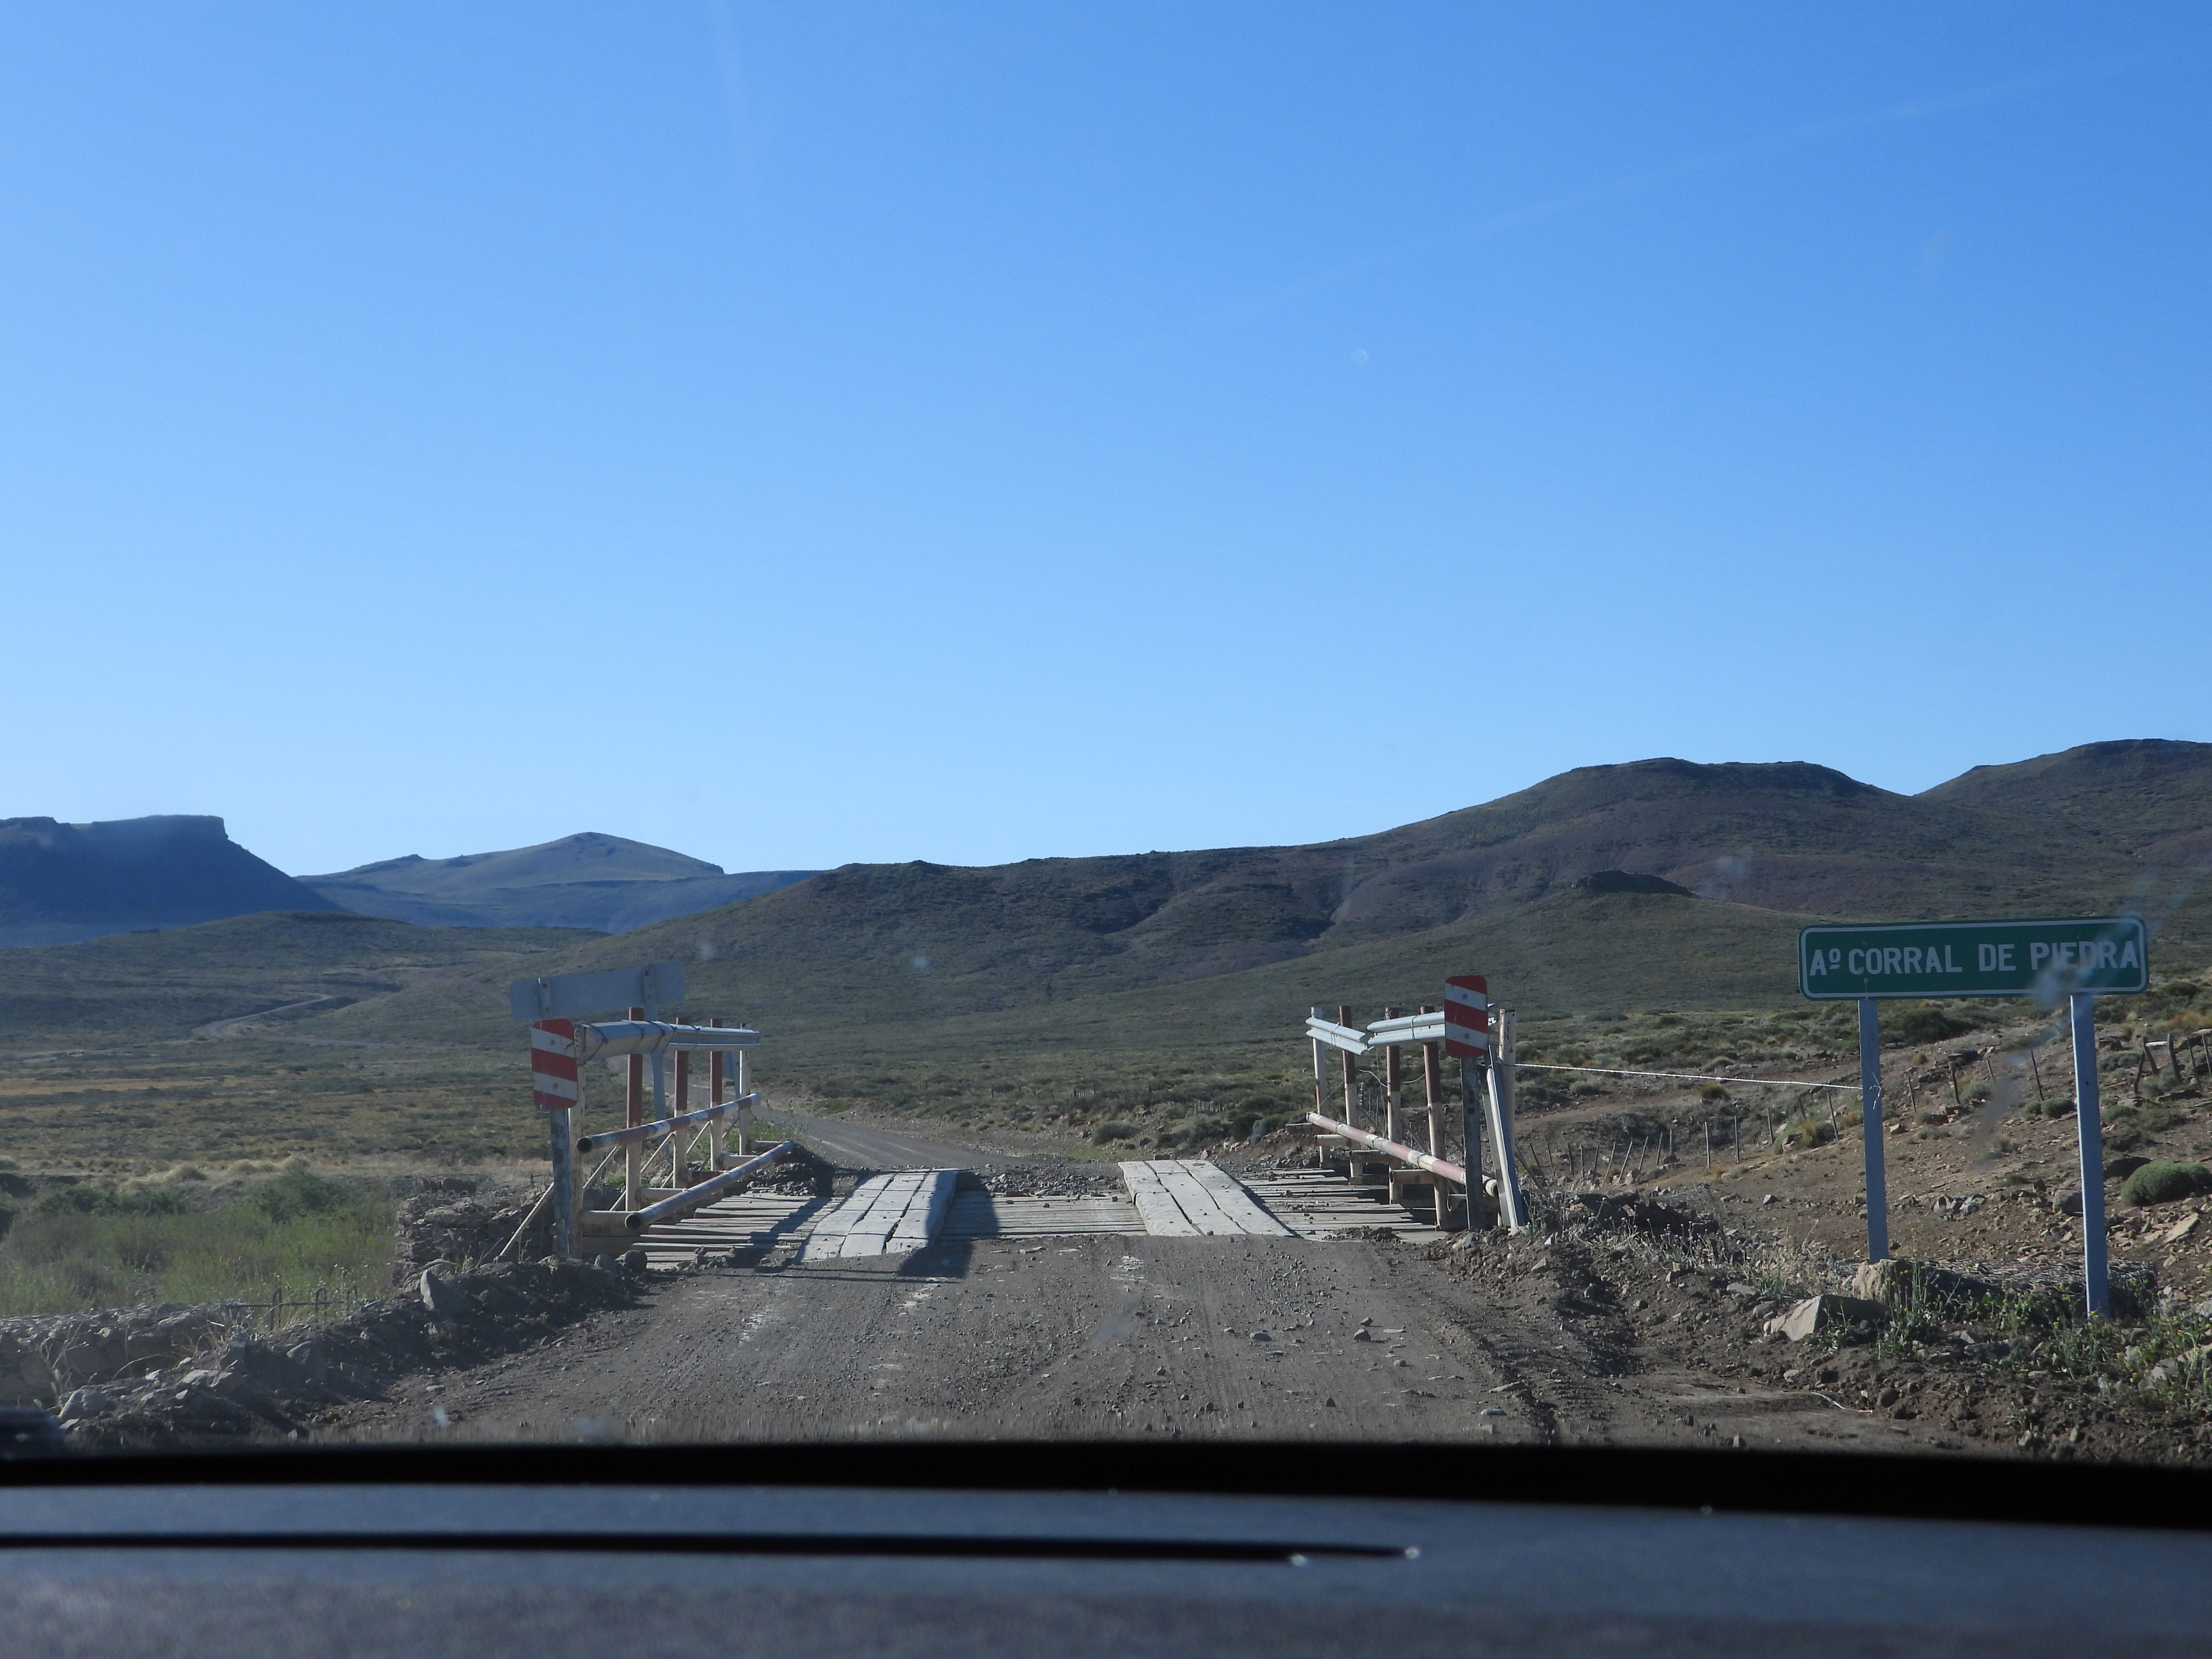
[
  {"left": 2118, "top": 1161, "right": 2212, "bottom": 1207},
  {"left": 249, "top": 1164, "right": 357, "bottom": 1222},
  {"left": 1090, "top": 1121, "right": 1138, "bottom": 1144},
  {"left": 1889, "top": 1005, "right": 1976, "bottom": 1044}
]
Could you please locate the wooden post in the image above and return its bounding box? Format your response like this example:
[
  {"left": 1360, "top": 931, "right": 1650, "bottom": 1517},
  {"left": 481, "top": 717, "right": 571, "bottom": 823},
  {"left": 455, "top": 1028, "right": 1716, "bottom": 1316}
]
[
  {"left": 1417, "top": 1008, "right": 1445, "bottom": 1225},
  {"left": 624, "top": 1004, "right": 646, "bottom": 1212},
  {"left": 736, "top": 1043, "right": 753, "bottom": 1156},
  {"left": 673, "top": 1047, "right": 692, "bottom": 1188},
  {"left": 709, "top": 1019, "right": 727, "bottom": 1169}
]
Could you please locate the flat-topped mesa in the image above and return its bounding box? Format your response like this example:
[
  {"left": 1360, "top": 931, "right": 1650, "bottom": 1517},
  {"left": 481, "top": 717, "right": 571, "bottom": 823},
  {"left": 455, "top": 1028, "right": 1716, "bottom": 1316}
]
[{"left": 0, "top": 814, "right": 342, "bottom": 946}]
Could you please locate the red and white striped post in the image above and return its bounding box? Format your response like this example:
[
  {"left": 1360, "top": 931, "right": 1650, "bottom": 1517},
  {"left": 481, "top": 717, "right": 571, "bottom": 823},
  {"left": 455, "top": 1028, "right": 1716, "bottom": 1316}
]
[{"left": 530, "top": 1019, "right": 581, "bottom": 1257}]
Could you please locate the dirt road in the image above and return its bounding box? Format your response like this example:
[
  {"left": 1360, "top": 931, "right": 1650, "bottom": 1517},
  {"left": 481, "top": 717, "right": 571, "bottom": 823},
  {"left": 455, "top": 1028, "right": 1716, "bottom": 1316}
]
[
  {"left": 331, "top": 1124, "right": 1968, "bottom": 1454},
  {"left": 775, "top": 1112, "right": 1019, "bottom": 1172}
]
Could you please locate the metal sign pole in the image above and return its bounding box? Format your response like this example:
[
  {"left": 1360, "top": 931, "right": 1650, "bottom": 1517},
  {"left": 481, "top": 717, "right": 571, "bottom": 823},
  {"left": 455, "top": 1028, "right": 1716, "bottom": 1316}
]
[
  {"left": 1460, "top": 1060, "right": 1487, "bottom": 1228},
  {"left": 1859, "top": 998, "right": 1888, "bottom": 1263},
  {"left": 1482, "top": 1010, "right": 1527, "bottom": 1231},
  {"left": 2070, "top": 992, "right": 2110, "bottom": 1318},
  {"left": 1337, "top": 1005, "right": 1358, "bottom": 1131},
  {"left": 548, "top": 1108, "right": 575, "bottom": 1259},
  {"left": 1310, "top": 1008, "right": 1327, "bottom": 1124}
]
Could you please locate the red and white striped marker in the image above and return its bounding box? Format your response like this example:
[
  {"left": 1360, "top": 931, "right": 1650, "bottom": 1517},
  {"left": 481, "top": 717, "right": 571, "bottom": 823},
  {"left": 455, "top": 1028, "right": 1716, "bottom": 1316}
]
[
  {"left": 530, "top": 1018, "right": 579, "bottom": 1111},
  {"left": 1443, "top": 975, "right": 1489, "bottom": 1058}
]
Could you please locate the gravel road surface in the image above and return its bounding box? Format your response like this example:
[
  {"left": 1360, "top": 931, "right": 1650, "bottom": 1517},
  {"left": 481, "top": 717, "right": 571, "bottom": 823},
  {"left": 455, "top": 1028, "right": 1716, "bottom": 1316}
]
[{"left": 330, "top": 1120, "right": 1938, "bottom": 1453}]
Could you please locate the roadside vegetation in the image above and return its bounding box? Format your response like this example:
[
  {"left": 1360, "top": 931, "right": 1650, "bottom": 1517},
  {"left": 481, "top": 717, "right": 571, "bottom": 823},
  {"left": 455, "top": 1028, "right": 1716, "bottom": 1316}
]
[{"left": 0, "top": 1160, "right": 392, "bottom": 1319}]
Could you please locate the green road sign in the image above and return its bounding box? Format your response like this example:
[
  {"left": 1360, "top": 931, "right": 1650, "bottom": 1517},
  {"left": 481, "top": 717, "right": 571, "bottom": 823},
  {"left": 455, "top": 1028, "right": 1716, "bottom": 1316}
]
[{"left": 1799, "top": 915, "right": 2147, "bottom": 1001}]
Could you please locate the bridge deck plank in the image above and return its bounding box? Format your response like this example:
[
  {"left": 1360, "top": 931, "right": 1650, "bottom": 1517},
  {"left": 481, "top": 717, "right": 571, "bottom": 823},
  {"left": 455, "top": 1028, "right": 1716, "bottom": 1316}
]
[{"left": 1119, "top": 1159, "right": 1292, "bottom": 1237}]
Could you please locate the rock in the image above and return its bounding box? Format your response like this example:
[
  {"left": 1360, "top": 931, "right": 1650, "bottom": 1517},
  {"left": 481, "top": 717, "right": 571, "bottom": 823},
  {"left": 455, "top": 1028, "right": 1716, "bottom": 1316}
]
[
  {"left": 1351, "top": 1328, "right": 1372, "bottom": 1343},
  {"left": 2193, "top": 1298, "right": 2212, "bottom": 1319},
  {"left": 1760, "top": 1194, "right": 1776, "bottom": 1205},
  {"left": 419, "top": 1266, "right": 469, "bottom": 1317},
  {"left": 2052, "top": 1188, "right": 2083, "bottom": 1216},
  {"left": 1848, "top": 1259, "right": 1994, "bottom": 1306},
  {"left": 57, "top": 1386, "right": 111, "bottom": 1422},
  {"left": 284, "top": 1341, "right": 328, "bottom": 1383},
  {"left": 620, "top": 1249, "right": 648, "bottom": 1273},
  {"left": 2146, "top": 1345, "right": 2212, "bottom": 1388},
  {"left": 2161, "top": 1212, "right": 2200, "bottom": 1245},
  {"left": 1765, "top": 1294, "right": 1887, "bottom": 1342},
  {"left": 592, "top": 1254, "right": 619, "bottom": 1273},
  {"left": 2104, "top": 1154, "right": 2152, "bottom": 1183}
]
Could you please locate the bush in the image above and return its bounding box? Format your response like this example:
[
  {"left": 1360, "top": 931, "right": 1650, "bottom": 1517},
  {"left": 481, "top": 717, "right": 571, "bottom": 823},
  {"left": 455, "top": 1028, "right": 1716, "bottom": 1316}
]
[
  {"left": 248, "top": 1164, "right": 356, "bottom": 1222},
  {"left": 2118, "top": 1161, "right": 2212, "bottom": 1207},
  {"left": 36, "top": 1184, "right": 194, "bottom": 1218},
  {"left": 1888, "top": 1005, "right": 1975, "bottom": 1044},
  {"left": 1090, "top": 1121, "right": 1138, "bottom": 1144}
]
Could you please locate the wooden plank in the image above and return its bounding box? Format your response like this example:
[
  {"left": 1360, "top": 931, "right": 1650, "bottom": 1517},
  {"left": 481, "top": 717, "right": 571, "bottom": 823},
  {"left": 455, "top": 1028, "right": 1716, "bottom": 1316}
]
[
  {"left": 799, "top": 1174, "right": 896, "bottom": 1261},
  {"left": 802, "top": 1170, "right": 960, "bottom": 1261},
  {"left": 888, "top": 1169, "right": 959, "bottom": 1251},
  {"left": 1180, "top": 1162, "right": 1295, "bottom": 1236},
  {"left": 1119, "top": 1162, "right": 1201, "bottom": 1236},
  {"left": 1150, "top": 1163, "right": 1245, "bottom": 1235}
]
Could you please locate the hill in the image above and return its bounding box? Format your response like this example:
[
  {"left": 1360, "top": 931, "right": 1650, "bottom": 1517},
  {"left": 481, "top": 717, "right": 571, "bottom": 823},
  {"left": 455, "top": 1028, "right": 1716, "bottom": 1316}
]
[
  {"left": 1920, "top": 738, "right": 2212, "bottom": 871},
  {"left": 297, "top": 831, "right": 817, "bottom": 933},
  {"left": 511, "top": 748, "right": 2206, "bottom": 1049},
  {"left": 6, "top": 740, "right": 2205, "bottom": 1167},
  {"left": 14, "top": 739, "right": 2207, "bottom": 1070},
  {"left": 0, "top": 816, "right": 342, "bottom": 948}
]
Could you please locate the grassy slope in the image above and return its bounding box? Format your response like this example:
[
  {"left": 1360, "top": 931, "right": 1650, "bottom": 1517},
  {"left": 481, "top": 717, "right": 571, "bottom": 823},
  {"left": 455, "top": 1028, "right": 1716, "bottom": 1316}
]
[{"left": 0, "top": 913, "right": 598, "bottom": 1051}]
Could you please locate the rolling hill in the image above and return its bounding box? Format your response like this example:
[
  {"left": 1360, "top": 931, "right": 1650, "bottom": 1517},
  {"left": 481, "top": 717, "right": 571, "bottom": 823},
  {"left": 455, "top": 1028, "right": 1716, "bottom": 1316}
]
[{"left": 297, "top": 832, "right": 817, "bottom": 933}]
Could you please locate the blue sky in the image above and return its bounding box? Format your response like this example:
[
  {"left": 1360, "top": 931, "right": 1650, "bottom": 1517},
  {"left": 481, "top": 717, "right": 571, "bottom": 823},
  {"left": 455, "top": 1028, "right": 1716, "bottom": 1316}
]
[{"left": 3, "top": 3, "right": 2206, "bottom": 877}]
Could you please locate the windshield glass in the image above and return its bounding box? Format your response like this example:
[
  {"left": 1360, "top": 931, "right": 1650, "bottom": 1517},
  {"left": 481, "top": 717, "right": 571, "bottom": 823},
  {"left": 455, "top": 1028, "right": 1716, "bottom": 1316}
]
[{"left": 1, "top": 3, "right": 2206, "bottom": 1470}]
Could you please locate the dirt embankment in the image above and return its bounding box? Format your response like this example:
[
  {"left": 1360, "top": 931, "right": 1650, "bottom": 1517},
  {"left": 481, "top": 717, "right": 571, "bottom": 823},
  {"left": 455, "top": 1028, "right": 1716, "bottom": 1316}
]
[{"left": 57, "top": 1257, "right": 646, "bottom": 1448}]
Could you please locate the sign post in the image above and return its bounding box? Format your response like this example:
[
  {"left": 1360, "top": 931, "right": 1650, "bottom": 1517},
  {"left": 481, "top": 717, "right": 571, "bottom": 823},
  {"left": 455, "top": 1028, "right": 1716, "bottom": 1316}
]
[
  {"left": 1443, "top": 976, "right": 1517, "bottom": 1230},
  {"left": 1800, "top": 916, "right": 2146, "bottom": 1312},
  {"left": 1859, "top": 998, "right": 1888, "bottom": 1262},
  {"left": 511, "top": 962, "right": 691, "bottom": 1259},
  {"left": 2071, "top": 992, "right": 2110, "bottom": 1318},
  {"left": 528, "top": 1018, "right": 581, "bottom": 1259},
  {"left": 1486, "top": 1007, "right": 1527, "bottom": 1231}
]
